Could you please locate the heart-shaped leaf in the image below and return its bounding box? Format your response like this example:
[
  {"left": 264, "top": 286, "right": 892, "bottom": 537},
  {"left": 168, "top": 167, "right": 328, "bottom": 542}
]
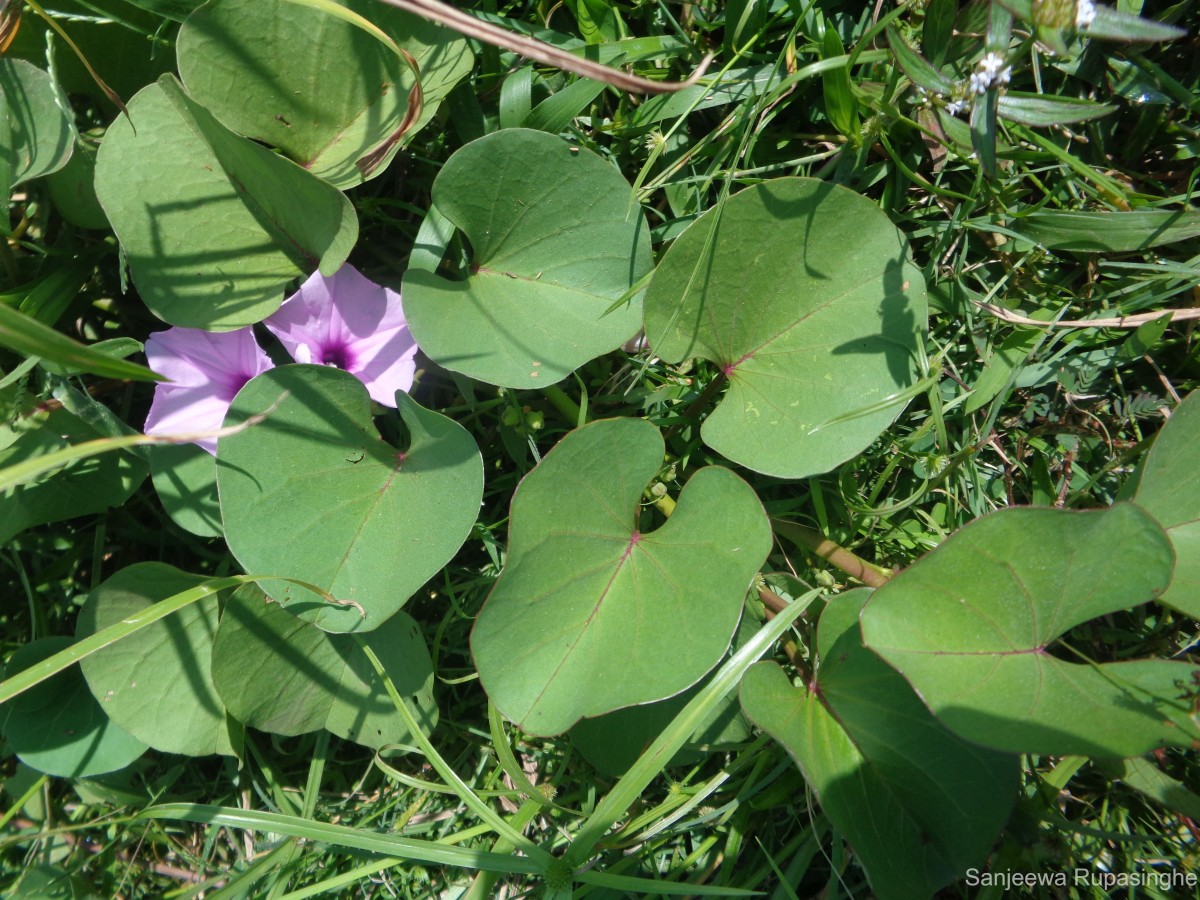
[
  {"left": 94, "top": 75, "right": 358, "bottom": 330},
  {"left": 860, "top": 504, "right": 1199, "bottom": 757},
  {"left": 643, "top": 178, "right": 927, "bottom": 478},
  {"left": 2, "top": 638, "right": 147, "bottom": 778},
  {"left": 76, "top": 563, "right": 237, "bottom": 757},
  {"left": 218, "top": 365, "right": 484, "bottom": 634},
  {"left": 0, "top": 58, "right": 73, "bottom": 196},
  {"left": 471, "top": 417, "right": 771, "bottom": 736},
  {"left": 210, "top": 584, "right": 437, "bottom": 749},
  {"left": 741, "top": 590, "right": 1019, "bottom": 900},
  {"left": 403, "top": 129, "right": 649, "bottom": 388},
  {"left": 178, "top": 0, "right": 469, "bottom": 188},
  {"left": 1133, "top": 390, "right": 1200, "bottom": 619}
]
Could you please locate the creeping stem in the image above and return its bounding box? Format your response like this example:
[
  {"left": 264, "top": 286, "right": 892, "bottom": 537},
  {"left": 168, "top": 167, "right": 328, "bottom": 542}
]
[{"left": 372, "top": 0, "right": 713, "bottom": 94}]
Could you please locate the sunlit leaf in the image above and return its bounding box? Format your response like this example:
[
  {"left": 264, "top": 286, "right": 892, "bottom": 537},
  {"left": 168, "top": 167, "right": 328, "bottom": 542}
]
[
  {"left": 643, "top": 178, "right": 927, "bottom": 479},
  {"left": 860, "top": 505, "right": 1198, "bottom": 757},
  {"left": 218, "top": 365, "right": 483, "bottom": 634},
  {"left": 741, "top": 590, "right": 1019, "bottom": 900},
  {"left": 403, "top": 128, "right": 649, "bottom": 388},
  {"left": 472, "top": 418, "right": 771, "bottom": 736},
  {"left": 94, "top": 75, "right": 357, "bottom": 330}
]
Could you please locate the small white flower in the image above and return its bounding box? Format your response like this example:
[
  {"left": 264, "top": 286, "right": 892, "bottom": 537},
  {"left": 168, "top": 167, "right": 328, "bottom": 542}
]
[
  {"left": 945, "top": 99, "right": 967, "bottom": 116},
  {"left": 1076, "top": 0, "right": 1097, "bottom": 28},
  {"left": 969, "top": 52, "right": 1011, "bottom": 94},
  {"left": 979, "top": 52, "right": 1007, "bottom": 78}
]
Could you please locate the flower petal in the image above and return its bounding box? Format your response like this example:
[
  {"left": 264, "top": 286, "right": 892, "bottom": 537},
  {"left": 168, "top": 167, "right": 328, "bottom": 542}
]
[
  {"left": 145, "top": 327, "right": 272, "bottom": 398},
  {"left": 347, "top": 318, "right": 419, "bottom": 406},
  {"left": 265, "top": 264, "right": 418, "bottom": 404},
  {"left": 144, "top": 386, "right": 238, "bottom": 455},
  {"left": 143, "top": 326, "right": 273, "bottom": 454}
]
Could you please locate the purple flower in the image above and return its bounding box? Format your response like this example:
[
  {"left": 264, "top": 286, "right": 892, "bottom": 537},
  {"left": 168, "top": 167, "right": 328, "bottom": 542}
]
[
  {"left": 143, "top": 326, "right": 274, "bottom": 454},
  {"left": 264, "top": 265, "right": 417, "bottom": 407}
]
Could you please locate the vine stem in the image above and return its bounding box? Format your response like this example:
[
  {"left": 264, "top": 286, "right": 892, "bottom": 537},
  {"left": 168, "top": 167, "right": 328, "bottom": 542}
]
[
  {"left": 371, "top": 0, "right": 713, "bottom": 95},
  {"left": 541, "top": 383, "right": 582, "bottom": 426},
  {"left": 771, "top": 518, "right": 893, "bottom": 588},
  {"left": 663, "top": 371, "right": 727, "bottom": 442}
]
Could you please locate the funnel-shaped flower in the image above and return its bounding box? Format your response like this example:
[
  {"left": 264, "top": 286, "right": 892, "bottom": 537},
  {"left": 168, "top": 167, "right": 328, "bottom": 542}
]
[
  {"left": 264, "top": 266, "right": 417, "bottom": 407},
  {"left": 143, "top": 326, "right": 274, "bottom": 454}
]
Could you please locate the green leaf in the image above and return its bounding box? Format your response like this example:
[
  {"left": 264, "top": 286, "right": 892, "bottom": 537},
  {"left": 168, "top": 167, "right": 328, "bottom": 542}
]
[
  {"left": 0, "top": 574, "right": 250, "bottom": 707},
  {"left": 0, "top": 301, "right": 163, "bottom": 382},
  {"left": 922, "top": 0, "right": 957, "bottom": 65},
  {"left": 45, "top": 139, "right": 109, "bottom": 230},
  {"left": 821, "top": 27, "right": 859, "bottom": 137},
  {"left": 997, "top": 92, "right": 1116, "bottom": 126},
  {"left": 571, "top": 616, "right": 756, "bottom": 776},
  {"left": 740, "top": 590, "right": 1019, "bottom": 900},
  {"left": 471, "top": 418, "right": 771, "bottom": 736},
  {"left": 886, "top": 27, "right": 955, "bottom": 95},
  {"left": 0, "top": 408, "right": 148, "bottom": 545},
  {"left": 1087, "top": 6, "right": 1186, "bottom": 42},
  {"left": 349, "top": 0, "right": 475, "bottom": 145},
  {"left": 76, "top": 563, "right": 237, "bottom": 757},
  {"left": 1010, "top": 209, "right": 1200, "bottom": 251},
  {"left": 2, "top": 638, "right": 147, "bottom": 778},
  {"left": 642, "top": 178, "right": 927, "bottom": 479},
  {"left": 860, "top": 505, "right": 1199, "bottom": 757},
  {"left": 1113, "top": 757, "right": 1200, "bottom": 820},
  {"left": 178, "top": 0, "right": 469, "bottom": 189},
  {"left": 964, "top": 327, "right": 1041, "bottom": 414},
  {"left": 218, "top": 365, "right": 484, "bottom": 634},
  {"left": 970, "top": 80, "right": 999, "bottom": 177},
  {"left": 210, "top": 585, "right": 437, "bottom": 749},
  {"left": 0, "top": 58, "right": 73, "bottom": 194},
  {"left": 1133, "top": 390, "right": 1200, "bottom": 619},
  {"left": 149, "top": 443, "right": 222, "bottom": 538},
  {"left": 141, "top": 803, "right": 546, "bottom": 875},
  {"left": 94, "top": 75, "right": 358, "bottom": 330},
  {"left": 14, "top": 256, "right": 94, "bottom": 326},
  {"left": 403, "top": 129, "right": 649, "bottom": 388},
  {"left": 564, "top": 587, "right": 820, "bottom": 868}
]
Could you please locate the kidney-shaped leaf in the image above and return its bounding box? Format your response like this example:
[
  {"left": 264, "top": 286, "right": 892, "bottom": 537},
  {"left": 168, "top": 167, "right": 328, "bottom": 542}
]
[
  {"left": 76, "top": 563, "right": 236, "bottom": 757},
  {"left": 3, "top": 638, "right": 147, "bottom": 778},
  {"left": 1133, "top": 390, "right": 1200, "bottom": 620},
  {"left": 178, "top": 0, "right": 462, "bottom": 188},
  {"left": 403, "top": 129, "right": 649, "bottom": 388},
  {"left": 741, "top": 590, "right": 1019, "bottom": 900},
  {"left": 211, "top": 584, "right": 437, "bottom": 749},
  {"left": 218, "top": 365, "right": 484, "bottom": 634},
  {"left": 94, "top": 75, "right": 357, "bottom": 330},
  {"left": 0, "top": 58, "right": 73, "bottom": 195},
  {"left": 643, "top": 178, "right": 927, "bottom": 479},
  {"left": 471, "top": 418, "right": 771, "bottom": 736},
  {"left": 860, "top": 504, "right": 1199, "bottom": 757}
]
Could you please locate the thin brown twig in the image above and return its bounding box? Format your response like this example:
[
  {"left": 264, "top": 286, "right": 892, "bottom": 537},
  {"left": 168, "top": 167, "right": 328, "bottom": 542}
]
[
  {"left": 372, "top": 0, "right": 714, "bottom": 94},
  {"left": 975, "top": 300, "right": 1200, "bottom": 329}
]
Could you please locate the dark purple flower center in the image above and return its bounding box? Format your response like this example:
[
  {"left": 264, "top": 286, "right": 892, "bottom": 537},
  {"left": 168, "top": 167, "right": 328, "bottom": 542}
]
[
  {"left": 320, "top": 343, "right": 353, "bottom": 370},
  {"left": 221, "top": 371, "right": 257, "bottom": 400}
]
